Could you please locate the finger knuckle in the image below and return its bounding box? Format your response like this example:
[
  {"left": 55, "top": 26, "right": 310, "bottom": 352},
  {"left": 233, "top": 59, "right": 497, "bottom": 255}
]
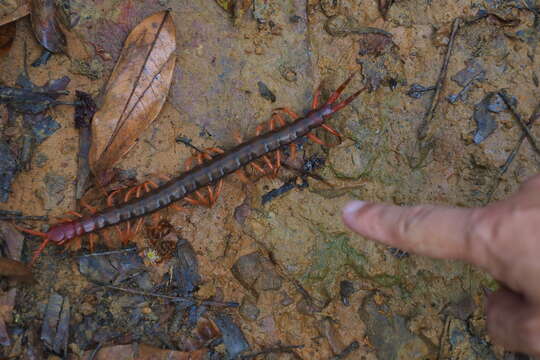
[{"left": 464, "top": 208, "right": 503, "bottom": 262}]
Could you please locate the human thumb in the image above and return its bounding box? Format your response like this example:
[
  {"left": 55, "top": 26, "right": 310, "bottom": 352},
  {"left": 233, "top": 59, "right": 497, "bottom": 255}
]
[{"left": 486, "top": 288, "right": 540, "bottom": 356}]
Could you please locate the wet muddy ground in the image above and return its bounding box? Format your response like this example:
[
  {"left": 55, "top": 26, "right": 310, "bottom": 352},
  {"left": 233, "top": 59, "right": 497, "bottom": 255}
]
[{"left": 1, "top": 0, "right": 540, "bottom": 359}]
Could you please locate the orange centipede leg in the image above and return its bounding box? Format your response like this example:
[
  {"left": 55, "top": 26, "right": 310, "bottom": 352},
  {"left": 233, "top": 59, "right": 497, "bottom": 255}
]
[
  {"left": 31, "top": 239, "right": 50, "bottom": 264},
  {"left": 107, "top": 189, "right": 123, "bottom": 206},
  {"left": 89, "top": 233, "right": 97, "bottom": 252},
  {"left": 307, "top": 133, "right": 327, "bottom": 146},
  {"left": 66, "top": 211, "right": 83, "bottom": 218},
  {"left": 321, "top": 124, "right": 342, "bottom": 138},
  {"left": 235, "top": 169, "right": 251, "bottom": 184},
  {"left": 250, "top": 161, "right": 267, "bottom": 176},
  {"left": 80, "top": 200, "right": 98, "bottom": 214},
  {"left": 289, "top": 143, "right": 297, "bottom": 160},
  {"left": 214, "top": 179, "right": 224, "bottom": 202},
  {"left": 274, "top": 107, "right": 300, "bottom": 120},
  {"left": 170, "top": 204, "right": 188, "bottom": 212}
]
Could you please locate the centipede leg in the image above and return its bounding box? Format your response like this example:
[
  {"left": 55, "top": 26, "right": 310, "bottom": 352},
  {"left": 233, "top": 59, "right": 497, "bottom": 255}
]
[
  {"left": 89, "top": 233, "right": 97, "bottom": 252},
  {"left": 274, "top": 107, "right": 300, "bottom": 121},
  {"left": 80, "top": 200, "right": 98, "bottom": 214},
  {"left": 289, "top": 143, "right": 297, "bottom": 160},
  {"left": 31, "top": 238, "right": 50, "bottom": 265},
  {"left": 307, "top": 133, "right": 327, "bottom": 146},
  {"left": 235, "top": 169, "right": 251, "bottom": 184}
]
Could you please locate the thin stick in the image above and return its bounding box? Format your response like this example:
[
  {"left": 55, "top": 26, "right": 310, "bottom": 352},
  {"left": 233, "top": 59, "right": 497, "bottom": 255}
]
[
  {"left": 77, "top": 248, "right": 137, "bottom": 257},
  {"left": 498, "top": 92, "right": 540, "bottom": 156},
  {"left": 240, "top": 345, "right": 304, "bottom": 359},
  {"left": 329, "top": 341, "right": 361, "bottom": 360},
  {"left": 0, "top": 215, "right": 48, "bottom": 221},
  {"left": 103, "top": 285, "right": 239, "bottom": 308},
  {"left": 417, "top": 17, "right": 462, "bottom": 140},
  {"left": 486, "top": 102, "right": 540, "bottom": 203}
]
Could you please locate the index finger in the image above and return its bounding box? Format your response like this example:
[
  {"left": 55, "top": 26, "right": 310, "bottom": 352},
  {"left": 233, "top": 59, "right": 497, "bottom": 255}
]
[{"left": 342, "top": 201, "right": 480, "bottom": 263}]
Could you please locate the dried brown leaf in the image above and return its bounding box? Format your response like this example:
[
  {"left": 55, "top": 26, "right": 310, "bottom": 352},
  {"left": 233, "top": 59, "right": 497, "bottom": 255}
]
[
  {"left": 0, "top": 258, "right": 33, "bottom": 283},
  {"left": 84, "top": 343, "right": 206, "bottom": 360},
  {"left": 89, "top": 11, "right": 176, "bottom": 175},
  {"left": 0, "top": 22, "right": 16, "bottom": 57},
  {"left": 0, "top": 0, "right": 29, "bottom": 27},
  {"left": 30, "top": 0, "right": 66, "bottom": 53}
]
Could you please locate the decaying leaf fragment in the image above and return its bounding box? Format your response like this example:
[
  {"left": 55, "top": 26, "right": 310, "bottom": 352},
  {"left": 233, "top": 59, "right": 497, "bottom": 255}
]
[
  {"left": 30, "top": 0, "right": 66, "bottom": 53},
  {"left": 0, "top": 22, "right": 16, "bottom": 57},
  {"left": 0, "top": 0, "right": 30, "bottom": 27},
  {"left": 89, "top": 11, "right": 176, "bottom": 175},
  {"left": 85, "top": 343, "right": 206, "bottom": 360}
]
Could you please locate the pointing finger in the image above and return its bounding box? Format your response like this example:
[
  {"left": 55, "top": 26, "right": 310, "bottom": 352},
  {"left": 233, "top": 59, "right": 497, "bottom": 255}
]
[{"left": 342, "top": 201, "right": 479, "bottom": 263}]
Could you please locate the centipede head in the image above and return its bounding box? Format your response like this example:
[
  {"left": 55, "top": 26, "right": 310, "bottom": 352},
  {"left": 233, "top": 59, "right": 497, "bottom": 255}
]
[{"left": 13, "top": 225, "right": 51, "bottom": 265}]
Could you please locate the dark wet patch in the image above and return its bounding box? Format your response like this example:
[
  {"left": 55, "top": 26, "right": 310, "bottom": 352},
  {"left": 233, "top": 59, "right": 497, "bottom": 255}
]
[
  {"left": 213, "top": 313, "right": 250, "bottom": 359},
  {"left": 257, "top": 81, "right": 276, "bottom": 103},
  {"left": 473, "top": 92, "right": 516, "bottom": 144},
  {"left": 231, "top": 252, "right": 283, "bottom": 297},
  {"left": 0, "top": 140, "right": 18, "bottom": 202},
  {"left": 78, "top": 249, "right": 144, "bottom": 284},
  {"left": 406, "top": 84, "right": 436, "bottom": 99},
  {"left": 358, "top": 293, "right": 434, "bottom": 359},
  {"left": 172, "top": 239, "right": 201, "bottom": 297},
  {"left": 339, "top": 280, "right": 355, "bottom": 306},
  {"left": 41, "top": 293, "right": 70, "bottom": 355}
]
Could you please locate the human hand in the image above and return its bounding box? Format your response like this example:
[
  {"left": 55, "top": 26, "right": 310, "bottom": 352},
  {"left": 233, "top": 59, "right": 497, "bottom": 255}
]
[{"left": 342, "top": 174, "right": 540, "bottom": 355}]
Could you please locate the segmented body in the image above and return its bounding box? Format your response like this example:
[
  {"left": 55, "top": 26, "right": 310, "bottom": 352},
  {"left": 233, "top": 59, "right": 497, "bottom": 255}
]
[{"left": 46, "top": 106, "right": 334, "bottom": 244}]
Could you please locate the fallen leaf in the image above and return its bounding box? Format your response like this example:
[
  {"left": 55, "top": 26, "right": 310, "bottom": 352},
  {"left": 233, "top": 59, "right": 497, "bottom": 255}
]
[
  {"left": 83, "top": 343, "right": 206, "bottom": 360},
  {"left": 0, "top": 0, "right": 30, "bottom": 27},
  {"left": 89, "top": 11, "right": 176, "bottom": 175},
  {"left": 0, "top": 258, "right": 33, "bottom": 283},
  {"left": 0, "top": 22, "right": 16, "bottom": 57},
  {"left": 0, "top": 222, "right": 26, "bottom": 346},
  {"left": 30, "top": 0, "right": 66, "bottom": 53}
]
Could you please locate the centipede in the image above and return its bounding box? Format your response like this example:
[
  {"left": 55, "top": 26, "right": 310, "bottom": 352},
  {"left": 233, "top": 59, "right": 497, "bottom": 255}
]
[{"left": 18, "top": 72, "right": 366, "bottom": 263}]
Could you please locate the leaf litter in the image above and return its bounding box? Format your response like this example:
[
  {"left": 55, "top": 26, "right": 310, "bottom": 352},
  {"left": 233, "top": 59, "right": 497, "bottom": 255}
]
[{"left": 1, "top": 1, "right": 540, "bottom": 359}]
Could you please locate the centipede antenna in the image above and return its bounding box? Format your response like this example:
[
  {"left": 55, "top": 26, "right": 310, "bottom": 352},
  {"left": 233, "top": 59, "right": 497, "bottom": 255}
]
[
  {"left": 331, "top": 87, "right": 367, "bottom": 113},
  {"left": 325, "top": 71, "right": 358, "bottom": 106}
]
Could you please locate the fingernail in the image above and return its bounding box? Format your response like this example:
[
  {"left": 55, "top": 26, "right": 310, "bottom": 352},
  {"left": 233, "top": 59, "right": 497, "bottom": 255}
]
[{"left": 342, "top": 201, "right": 367, "bottom": 218}]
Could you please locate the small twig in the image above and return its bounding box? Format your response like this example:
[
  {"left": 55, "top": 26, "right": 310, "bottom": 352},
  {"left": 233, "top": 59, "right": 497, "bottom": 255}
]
[
  {"left": 240, "top": 345, "right": 304, "bottom": 359},
  {"left": 0, "top": 215, "right": 48, "bottom": 221},
  {"left": 437, "top": 315, "right": 451, "bottom": 360},
  {"left": 417, "top": 17, "right": 462, "bottom": 140},
  {"left": 0, "top": 210, "right": 48, "bottom": 221},
  {"left": 498, "top": 91, "right": 540, "bottom": 156},
  {"left": 329, "top": 341, "right": 361, "bottom": 360},
  {"left": 486, "top": 102, "right": 540, "bottom": 203},
  {"left": 175, "top": 136, "right": 206, "bottom": 154},
  {"left": 102, "top": 285, "right": 239, "bottom": 308},
  {"left": 77, "top": 248, "right": 138, "bottom": 257},
  {"left": 88, "top": 342, "right": 103, "bottom": 360}
]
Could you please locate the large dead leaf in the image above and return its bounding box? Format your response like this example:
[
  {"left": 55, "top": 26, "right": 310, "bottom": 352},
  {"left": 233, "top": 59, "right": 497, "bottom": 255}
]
[
  {"left": 0, "top": 0, "right": 29, "bottom": 27},
  {"left": 0, "top": 22, "right": 16, "bottom": 57},
  {"left": 83, "top": 343, "right": 206, "bottom": 360},
  {"left": 89, "top": 11, "right": 176, "bottom": 175},
  {"left": 29, "top": 0, "right": 66, "bottom": 53}
]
